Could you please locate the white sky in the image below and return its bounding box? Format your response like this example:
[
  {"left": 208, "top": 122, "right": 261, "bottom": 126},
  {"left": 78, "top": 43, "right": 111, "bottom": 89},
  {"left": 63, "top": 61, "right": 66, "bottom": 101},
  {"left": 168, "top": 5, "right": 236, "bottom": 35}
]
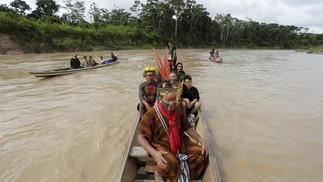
[{"left": 2, "top": 0, "right": 323, "bottom": 33}]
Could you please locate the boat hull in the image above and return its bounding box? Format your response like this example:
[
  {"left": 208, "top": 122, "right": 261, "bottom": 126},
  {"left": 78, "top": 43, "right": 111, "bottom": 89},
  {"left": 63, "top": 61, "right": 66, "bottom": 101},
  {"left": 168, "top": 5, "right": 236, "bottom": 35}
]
[
  {"left": 209, "top": 57, "right": 223, "bottom": 63},
  {"left": 116, "top": 110, "right": 221, "bottom": 182},
  {"left": 28, "top": 61, "right": 119, "bottom": 77}
]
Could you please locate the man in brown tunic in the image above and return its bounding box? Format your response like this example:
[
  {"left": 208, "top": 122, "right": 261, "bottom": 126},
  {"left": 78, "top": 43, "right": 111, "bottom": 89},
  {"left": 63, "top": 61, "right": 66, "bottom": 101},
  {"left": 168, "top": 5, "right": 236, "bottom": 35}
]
[{"left": 137, "top": 88, "right": 209, "bottom": 182}]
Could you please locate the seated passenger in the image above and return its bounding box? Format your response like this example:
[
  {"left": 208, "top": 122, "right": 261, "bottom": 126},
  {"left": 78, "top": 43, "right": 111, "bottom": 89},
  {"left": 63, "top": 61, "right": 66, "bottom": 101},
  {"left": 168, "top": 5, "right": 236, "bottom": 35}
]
[
  {"left": 111, "top": 52, "right": 118, "bottom": 62},
  {"left": 81, "top": 56, "right": 90, "bottom": 68},
  {"left": 138, "top": 67, "right": 158, "bottom": 116},
  {"left": 88, "top": 55, "right": 98, "bottom": 66},
  {"left": 162, "top": 72, "right": 183, "bottom": 105},
  {"left": 70, "top": 54, "right": 82, "bottom": 69},
  {"left": 175, "top": 62, "right": 185, "bottom": 83},
  {"left": 181, "top": 75, "right": 201, "bottom": 119},
  {"left": 138, "top": 88, "right": 209, "bottom": 181},
  {"left": 99, "top": 56, "right": 105, "bottom": 64},
  {"left": 214, "top": 50, "right": 219, "bottom": 58}
]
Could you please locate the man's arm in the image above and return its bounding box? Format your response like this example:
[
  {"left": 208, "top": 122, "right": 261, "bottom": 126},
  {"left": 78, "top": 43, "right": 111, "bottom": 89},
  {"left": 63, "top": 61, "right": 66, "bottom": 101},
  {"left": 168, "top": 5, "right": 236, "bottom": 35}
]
[
  {"left": 190, "top": 87, "right": 200, "bottom": 105},
  {"left": 139, "top": 83, "right": 150, "bottom": 108},
  {"left": 138, "top": 134, "right": 168, "bottom": 169},
  {"left": 185, "top": 128, "right": 209, "bottom": 157}
]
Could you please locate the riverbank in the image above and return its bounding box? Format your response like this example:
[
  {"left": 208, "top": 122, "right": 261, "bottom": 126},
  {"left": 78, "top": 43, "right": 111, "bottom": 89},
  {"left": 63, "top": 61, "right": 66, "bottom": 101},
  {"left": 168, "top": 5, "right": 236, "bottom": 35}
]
[
  {"left": 307, "top": 46, "right": 323, "bottom": 54},
  {"left": 1, "top": 32, "right": 323, "bottom": 55},
  {"left": 0, "top": 33, "right": 24, "bottom": 54}
]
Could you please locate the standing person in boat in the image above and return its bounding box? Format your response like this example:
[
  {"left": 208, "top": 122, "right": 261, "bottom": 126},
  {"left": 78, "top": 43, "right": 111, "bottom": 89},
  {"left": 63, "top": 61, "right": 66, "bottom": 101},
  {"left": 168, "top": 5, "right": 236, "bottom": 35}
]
[
  {"left": 70, "top": 54, "right": 82, "bottom": 69},
  {"left": 181, "top": 75, "right": 201, "bottom": 121},
  {"left": 88, "top": 55, "right": 98, "bottom": 66},
  {"left": 138, "top": 67, "right": 159, "bottom": 116},
  {"left": 209, "top": 47, "right": 215, "bottom": 58},
  {"left": 81, "top": 56, "right": 90, "bottom": 68},
  {"left": 167, "top": 41, "right": 177, "bottom": 71},
  {"left": 162, "top": 72, "right": 183, "bottom": 105},
  {"left": 175, "top": 62, "right": 185, "bottom": 83},
  {"left": 137, "top": 88, "right": 209, "bottom": 182}
]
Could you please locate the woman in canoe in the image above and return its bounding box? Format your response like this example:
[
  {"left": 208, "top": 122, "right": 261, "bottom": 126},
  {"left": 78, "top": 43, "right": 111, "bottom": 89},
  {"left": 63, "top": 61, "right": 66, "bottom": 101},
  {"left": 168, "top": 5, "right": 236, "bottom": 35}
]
[{"left": 175, "top": 62, "right": 186, "bottom": 83}]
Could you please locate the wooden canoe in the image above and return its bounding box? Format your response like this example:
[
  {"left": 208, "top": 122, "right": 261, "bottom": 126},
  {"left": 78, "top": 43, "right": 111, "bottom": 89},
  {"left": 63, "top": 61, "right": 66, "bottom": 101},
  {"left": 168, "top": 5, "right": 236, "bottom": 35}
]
[
  {"left": 115, "top": 110, "right": 221, "bottom": 182},
  {"left": 28, "top": 60, "right": 119, "bottom": 77},
  {"left": 209, "top": 57, "right": 223, "bottom": 63}
]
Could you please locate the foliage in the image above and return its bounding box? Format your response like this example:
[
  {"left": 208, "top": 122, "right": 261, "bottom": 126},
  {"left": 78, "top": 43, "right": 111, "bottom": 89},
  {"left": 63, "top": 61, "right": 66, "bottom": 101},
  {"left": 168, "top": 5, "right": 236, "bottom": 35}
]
[
  {"left": 9, "top": 0, "right": 31, "bottom": 15},
  {"left": 29, "top": 0, "right": 60, "bottom": 19},
  {"left": 0, "top": 0, "right": 323, "bottom": 53},
  {"left": 62, "top": 0, "right": 85, "bottom": 26}
]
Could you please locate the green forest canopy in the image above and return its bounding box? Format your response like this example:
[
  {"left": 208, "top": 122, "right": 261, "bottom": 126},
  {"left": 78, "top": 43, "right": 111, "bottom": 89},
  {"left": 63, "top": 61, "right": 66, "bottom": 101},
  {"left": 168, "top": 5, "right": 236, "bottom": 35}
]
[{"left": 0, "top": 0, "right": 323, "bottom": 53}]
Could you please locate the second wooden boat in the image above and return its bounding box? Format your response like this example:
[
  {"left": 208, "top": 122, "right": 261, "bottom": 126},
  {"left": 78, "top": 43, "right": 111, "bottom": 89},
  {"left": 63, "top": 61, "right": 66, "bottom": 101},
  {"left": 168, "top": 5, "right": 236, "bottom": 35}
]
[
  {"left": 28, "top": 60, "right": 119, "bottom": 77},
  {"left": 209, "top": 57, "right": 223, "bottom": 63}
]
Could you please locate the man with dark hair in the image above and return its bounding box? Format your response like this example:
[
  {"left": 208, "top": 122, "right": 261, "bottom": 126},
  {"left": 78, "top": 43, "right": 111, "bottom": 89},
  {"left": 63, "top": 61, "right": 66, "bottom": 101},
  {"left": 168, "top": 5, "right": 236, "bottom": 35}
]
[
  {"left": 181, "top": 75, "right": 201, "bottom": 119},
  {"left": 138, "top": 88, "right": 208, "bottom": 181},
  {"left": 70, "top": 54, "right": 82, "bottom": 69},
  {"left": 138, "top": 67, "right": 158, "bottom": 116},
  {"left": 111, "top": 52, "right": 118, "bottom": 62}
]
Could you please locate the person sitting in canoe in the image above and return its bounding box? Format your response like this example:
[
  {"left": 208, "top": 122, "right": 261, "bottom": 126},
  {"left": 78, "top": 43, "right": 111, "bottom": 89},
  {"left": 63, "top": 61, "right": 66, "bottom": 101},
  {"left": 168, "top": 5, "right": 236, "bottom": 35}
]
[
  {"left": 99, "top": 56, "right": 105, "bottom": 64},
  {"left": 162, "top": 72, "right": 183, "bottom": 105},
  {"left": 88, "top": 55, "right": 98, "bottom": 66},
  {"left": 137, "top": 88, "right": 209, "bottom": 182},
  {"left": 181, "top": 75, "right": 202, "bottom": 123},
  {"left": 70, "top": 54, "right": 82, "bottom": 69},
  {"left": 81, "top": 56, "right": 90, "bottom": 67},
  {"left": 111, "top": 52, "right": 118, "bottom": 62},
  {"left": 215, "top": 50, "right": 219, "bottom": 58},
  {"left": 175, "top": 62, "right": 185, "bottom": 83},
  {"left": 138, "top": 66, "right": 159, "bottom": 116}
]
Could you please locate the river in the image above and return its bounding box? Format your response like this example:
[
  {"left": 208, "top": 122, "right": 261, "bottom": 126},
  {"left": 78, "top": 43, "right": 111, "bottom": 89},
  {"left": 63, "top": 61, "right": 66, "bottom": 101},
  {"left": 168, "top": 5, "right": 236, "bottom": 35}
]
[{"left": 1, "top": 49, "right": 323, "bottom": 182}]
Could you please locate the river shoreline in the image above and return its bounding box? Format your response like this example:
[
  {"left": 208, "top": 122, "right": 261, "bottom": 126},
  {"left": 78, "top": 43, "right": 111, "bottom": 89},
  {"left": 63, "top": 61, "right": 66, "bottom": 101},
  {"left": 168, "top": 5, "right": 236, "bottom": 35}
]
[{"left": 1, "top": 33, "right": 323, "bottom": 56}]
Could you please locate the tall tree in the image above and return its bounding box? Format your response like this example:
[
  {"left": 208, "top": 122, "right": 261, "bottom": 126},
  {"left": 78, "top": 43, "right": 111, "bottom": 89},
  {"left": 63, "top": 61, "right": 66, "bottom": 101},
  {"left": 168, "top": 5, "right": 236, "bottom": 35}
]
[
  {"left": 103, "top": 6, "right": 131, "bottom": 25},
  {"left": 166, "top": 0, "right": 185, "bottom": 38},
  {"left": 29, "top": 0, "right": 60, "bottom": 19},
  {"left": 62, "top": 0, "right": 85, "bottom": 25},
  {"left": 0, "top": 4, "right": 16, "bottom": 13},
  {"left": 89, "top": 2, "right": 101, "bottom": 31},
  {"left": 9, "top": 0, "right": 31, "bottom": 15}
]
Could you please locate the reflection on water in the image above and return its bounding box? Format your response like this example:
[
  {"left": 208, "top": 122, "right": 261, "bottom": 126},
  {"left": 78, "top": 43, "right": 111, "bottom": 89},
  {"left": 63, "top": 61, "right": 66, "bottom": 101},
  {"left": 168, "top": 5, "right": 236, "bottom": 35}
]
[{"left": 1, "top": 50, "right": 323, "bottom": 182}]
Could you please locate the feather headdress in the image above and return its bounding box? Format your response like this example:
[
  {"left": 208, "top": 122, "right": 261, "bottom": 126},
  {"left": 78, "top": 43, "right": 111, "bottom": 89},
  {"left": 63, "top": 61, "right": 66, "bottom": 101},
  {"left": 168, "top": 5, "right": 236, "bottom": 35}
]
[{"left": 153, "top": 47, "right": 170, "bottom": 82}]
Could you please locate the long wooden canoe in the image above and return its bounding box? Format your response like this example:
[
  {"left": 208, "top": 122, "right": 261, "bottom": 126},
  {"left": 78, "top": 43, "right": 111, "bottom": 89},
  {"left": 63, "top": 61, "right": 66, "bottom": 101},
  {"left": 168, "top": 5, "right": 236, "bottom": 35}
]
[
  {"left": 28, "top": 60, "right": 119, "bottom": 77},
  {"left": 116, "top": 110, "right": 221, "bottom": 182},
  {"left": 209, "top": 57, "right": 223, "bottom": 63}
]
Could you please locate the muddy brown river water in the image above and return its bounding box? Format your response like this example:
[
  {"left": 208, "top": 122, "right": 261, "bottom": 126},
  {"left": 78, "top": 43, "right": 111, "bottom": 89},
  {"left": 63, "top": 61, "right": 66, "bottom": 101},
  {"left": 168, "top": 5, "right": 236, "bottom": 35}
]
[{"left": 1, "top": 49, "right": 323, "bottom": 182}]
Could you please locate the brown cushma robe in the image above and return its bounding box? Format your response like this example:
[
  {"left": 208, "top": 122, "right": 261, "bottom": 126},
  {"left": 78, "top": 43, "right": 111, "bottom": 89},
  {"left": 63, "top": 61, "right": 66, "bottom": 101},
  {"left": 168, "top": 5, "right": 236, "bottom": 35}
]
[{"left": 137, "top": 105, "right": 208, "bottom": 181}]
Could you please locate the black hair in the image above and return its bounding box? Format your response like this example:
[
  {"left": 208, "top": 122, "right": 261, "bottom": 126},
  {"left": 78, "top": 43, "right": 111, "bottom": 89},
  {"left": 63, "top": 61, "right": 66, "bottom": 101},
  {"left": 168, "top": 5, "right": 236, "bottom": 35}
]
[
  {"left": 176, "top": 62, "right": 183, "bottom": 69},
  {"left": 184, "top": 75, "right": 192, "bottom": 81}
]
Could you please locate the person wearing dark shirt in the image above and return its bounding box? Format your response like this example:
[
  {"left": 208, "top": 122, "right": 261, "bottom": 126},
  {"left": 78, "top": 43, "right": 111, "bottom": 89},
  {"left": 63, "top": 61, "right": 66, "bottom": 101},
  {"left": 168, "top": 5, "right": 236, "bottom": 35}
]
[
  {"left": 167, "top": 41, "right": 177, "bottom": 71},
  {"left": 111, "top": 53, "right": 118, "bottom": 62},
  {"left": 70, "top": 55, "right": 82, "bottom": 69},
  {"left": 181, "top": 75, "right": 201, "bottom": 117}
]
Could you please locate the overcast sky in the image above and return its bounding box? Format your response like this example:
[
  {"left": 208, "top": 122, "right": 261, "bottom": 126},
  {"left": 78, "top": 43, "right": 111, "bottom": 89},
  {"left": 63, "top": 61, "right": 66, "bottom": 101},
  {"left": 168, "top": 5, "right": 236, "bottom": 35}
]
[{"left": 2, "top": 0, "right": 323, "bottom": 33}]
